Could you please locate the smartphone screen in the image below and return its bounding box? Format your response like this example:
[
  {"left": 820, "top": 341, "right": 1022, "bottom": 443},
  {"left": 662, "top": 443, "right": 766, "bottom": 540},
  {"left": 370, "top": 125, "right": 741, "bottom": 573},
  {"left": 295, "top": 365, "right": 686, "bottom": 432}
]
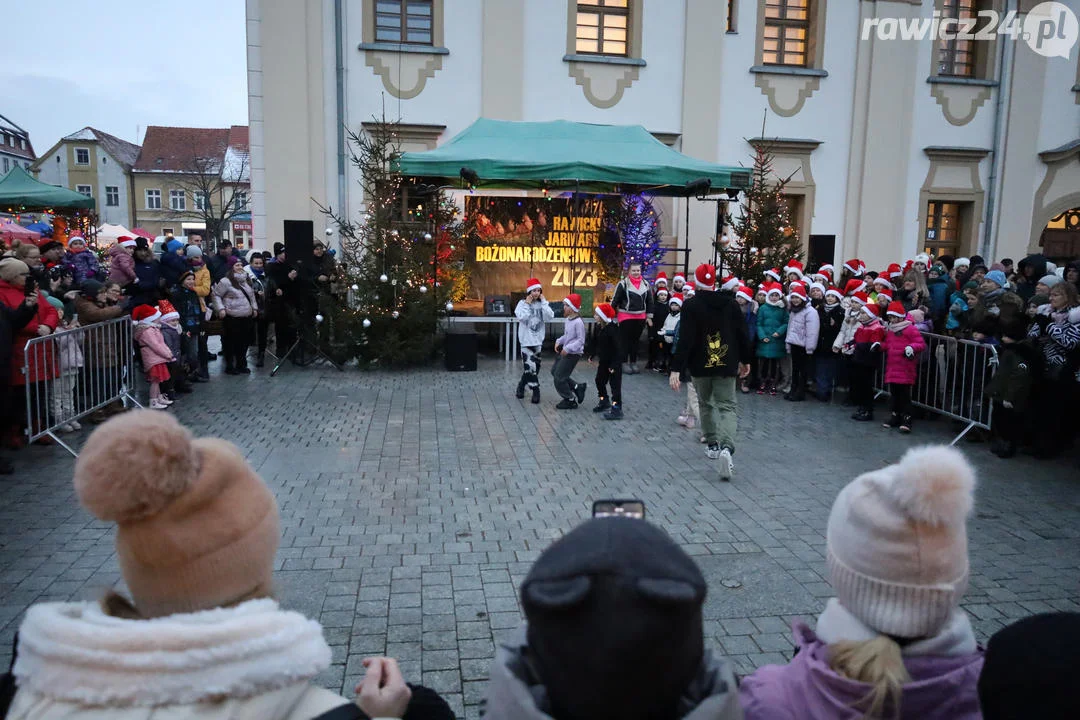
[
  {"left": 592, "top": 499, "right": 645, "bottom": 519},
  {"left": 24, "top": 276, "right": 36, "bottom": 295}
]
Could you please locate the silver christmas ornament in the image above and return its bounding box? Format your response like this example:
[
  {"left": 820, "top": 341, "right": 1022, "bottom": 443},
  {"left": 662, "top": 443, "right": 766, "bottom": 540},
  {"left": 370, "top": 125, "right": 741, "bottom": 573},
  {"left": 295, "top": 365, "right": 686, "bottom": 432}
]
[
  {"left": 362, "top": 318, "right": 371, "bottom": 328},
  {"left": 379, "top": 274, "right": 388, "bottom": 283},
  {"left": 419, "top": 285, "right": 428, "bottom": 293},
  {"left": 445, "top": 301, "right": 454, "bottom": 311},
  {"left": 351, "top": 284, "right": 359, "bottom": 291},
  {"left": 392, "top": 310, "right": 400, "bottom": 319},
  {"left": 423, "top": 232, "right": 432, "bottom": 241}
]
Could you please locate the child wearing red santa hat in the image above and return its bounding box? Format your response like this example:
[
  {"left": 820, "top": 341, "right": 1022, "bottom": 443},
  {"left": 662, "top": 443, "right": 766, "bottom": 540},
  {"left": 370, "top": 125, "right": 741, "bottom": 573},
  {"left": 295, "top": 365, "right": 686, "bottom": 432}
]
[{"left": 132, "top": 305, "right": 174, "bottom": 410}]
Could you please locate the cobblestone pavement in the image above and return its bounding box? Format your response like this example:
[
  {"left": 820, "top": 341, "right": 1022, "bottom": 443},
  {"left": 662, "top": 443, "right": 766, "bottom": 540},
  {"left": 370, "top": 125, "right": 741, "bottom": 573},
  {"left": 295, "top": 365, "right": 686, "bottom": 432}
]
[{"left": 2, "top": 355, "right": 1079, "bottom": 718}]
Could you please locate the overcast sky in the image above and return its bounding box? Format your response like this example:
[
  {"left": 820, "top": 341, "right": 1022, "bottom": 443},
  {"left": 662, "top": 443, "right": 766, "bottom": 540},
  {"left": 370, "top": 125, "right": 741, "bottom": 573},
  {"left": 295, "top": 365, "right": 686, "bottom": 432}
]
[{"left": 0, "top": 0, "right": 248, "bottom": 151}]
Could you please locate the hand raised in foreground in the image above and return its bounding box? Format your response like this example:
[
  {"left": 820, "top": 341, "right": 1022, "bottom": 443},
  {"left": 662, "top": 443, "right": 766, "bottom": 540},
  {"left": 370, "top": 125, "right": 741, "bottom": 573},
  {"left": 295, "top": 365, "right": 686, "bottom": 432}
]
[
  {"left": 669, "top": 371, "right": 681, "bottom": 392},
  {"left": 355, "top": 657, "right": 411, "bottom": 719}
]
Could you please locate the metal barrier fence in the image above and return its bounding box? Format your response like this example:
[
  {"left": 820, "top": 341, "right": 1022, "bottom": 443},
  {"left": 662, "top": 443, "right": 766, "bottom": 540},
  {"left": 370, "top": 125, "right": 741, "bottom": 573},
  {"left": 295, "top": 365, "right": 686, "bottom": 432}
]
[
  {"left": 873, "top": 331, "right": 997, "bottom": 445},
  {"left": 21, "top": 316, "right": 142, "bottom": 456}
]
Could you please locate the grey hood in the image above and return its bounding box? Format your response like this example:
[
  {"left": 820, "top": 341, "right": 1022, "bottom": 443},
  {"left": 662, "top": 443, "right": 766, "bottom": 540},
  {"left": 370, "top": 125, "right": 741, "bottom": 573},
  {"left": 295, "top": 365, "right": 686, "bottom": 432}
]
[{"left": 483, "top": 625, "right": 743, "bottom": 720}]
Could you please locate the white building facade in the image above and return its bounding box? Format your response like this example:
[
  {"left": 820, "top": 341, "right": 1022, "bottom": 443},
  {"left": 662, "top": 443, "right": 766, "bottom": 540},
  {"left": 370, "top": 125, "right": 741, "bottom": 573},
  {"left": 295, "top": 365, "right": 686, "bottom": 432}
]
[{"left": 247, "top": 0, "right": 1080, "bottom": 270}]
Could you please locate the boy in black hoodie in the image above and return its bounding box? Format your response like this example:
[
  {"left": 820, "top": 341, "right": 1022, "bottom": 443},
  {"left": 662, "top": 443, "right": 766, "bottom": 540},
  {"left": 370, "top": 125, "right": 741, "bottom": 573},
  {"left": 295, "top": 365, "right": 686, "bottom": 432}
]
[
  {"left": 984, "top": 320, "right": 1040, "bottom": 458},
  {"left": 588, "top": 303, "right": 624, "bottom": 420},
  {"left": 815, "top": 288, "right": 846, "bottom": 401}
]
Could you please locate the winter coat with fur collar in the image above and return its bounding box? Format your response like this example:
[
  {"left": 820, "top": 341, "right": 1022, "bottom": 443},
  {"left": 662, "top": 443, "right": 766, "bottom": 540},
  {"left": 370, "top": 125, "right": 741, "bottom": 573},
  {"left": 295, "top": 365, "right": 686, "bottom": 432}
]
[{"left": 7, "top": 599, "right": 354, "bottom": 720}]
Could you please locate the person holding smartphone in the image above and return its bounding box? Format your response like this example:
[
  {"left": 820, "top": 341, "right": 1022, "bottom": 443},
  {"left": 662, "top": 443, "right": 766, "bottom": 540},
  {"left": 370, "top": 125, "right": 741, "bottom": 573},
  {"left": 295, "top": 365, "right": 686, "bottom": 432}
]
[
  {"left": 0, "top": 259, "right": 43, "bottom": 471},
  {"left": 514, "top": 278, "right": 554, "bottom": 404}
]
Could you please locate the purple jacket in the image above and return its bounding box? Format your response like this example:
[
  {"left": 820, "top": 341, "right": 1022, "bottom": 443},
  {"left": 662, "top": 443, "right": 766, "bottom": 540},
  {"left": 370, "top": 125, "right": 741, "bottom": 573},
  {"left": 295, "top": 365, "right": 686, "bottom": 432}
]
[
  {"left": 740, "top": 623, "right": 984, "bottom": 720},
  {"left": 63, "top": 248, "right": 102, "bottom": 286},
  {"left": 883, "top": 321, "right": 926, "bottom": 385}
]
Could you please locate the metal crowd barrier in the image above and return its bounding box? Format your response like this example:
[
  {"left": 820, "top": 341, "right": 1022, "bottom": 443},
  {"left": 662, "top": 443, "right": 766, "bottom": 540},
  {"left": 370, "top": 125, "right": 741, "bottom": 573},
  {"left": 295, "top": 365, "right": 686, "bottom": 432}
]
[
  {"left": 21, "top": 316, "right": 142, "bottom": 456},
  {"left": 873, "top": 331, "right": 997, "bottom": 445}
]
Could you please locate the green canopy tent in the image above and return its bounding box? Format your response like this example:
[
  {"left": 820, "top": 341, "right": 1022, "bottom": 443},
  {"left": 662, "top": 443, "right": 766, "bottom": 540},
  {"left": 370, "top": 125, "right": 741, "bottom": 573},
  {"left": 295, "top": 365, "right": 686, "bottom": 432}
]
[
  {"left": 395, "top": 118, "right": 749, "bottom": 193},
  {"left": 0, "top": 165, "right": 96, "bottom": 210}
]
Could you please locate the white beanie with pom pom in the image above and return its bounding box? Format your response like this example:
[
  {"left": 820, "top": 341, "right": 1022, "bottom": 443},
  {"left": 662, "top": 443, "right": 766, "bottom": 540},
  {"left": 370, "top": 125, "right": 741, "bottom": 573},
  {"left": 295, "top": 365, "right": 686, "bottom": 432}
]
[{"left": 826, "top": 445, "right": 976, "bottom": 639}]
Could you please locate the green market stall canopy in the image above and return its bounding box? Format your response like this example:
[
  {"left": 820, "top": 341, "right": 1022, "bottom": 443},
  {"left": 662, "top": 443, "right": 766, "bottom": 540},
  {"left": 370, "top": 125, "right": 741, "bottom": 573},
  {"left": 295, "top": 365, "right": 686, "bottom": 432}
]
[
  {"left": 0, "top": 165, "right": 96, "bottom": 210},
  {"left": 395, "top": 118, "right": 749, "bottom": 195}
]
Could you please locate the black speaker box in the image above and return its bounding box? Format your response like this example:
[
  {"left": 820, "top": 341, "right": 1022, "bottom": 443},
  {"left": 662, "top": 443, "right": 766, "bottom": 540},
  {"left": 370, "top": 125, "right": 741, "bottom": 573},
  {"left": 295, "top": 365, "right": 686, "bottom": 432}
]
[
  {"left": 284, "top": 220, "right": 315, "bottom": 268},
  {"left": 445, "top": 332, "right": 478, "bottom": 371}
]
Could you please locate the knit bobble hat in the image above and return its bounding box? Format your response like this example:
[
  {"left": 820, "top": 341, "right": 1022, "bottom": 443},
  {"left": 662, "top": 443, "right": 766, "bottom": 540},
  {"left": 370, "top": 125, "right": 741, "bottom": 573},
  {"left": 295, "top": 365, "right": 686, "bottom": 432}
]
[
  {"left": 827, "top": 445, "right": 976, "bottom": 639},
  {"left": 985, "top": 270, "right": 1007, "bottom": 288},
  {"left": 521, "top": 518, "right": 707, "bottom": 720},
  {"left": 0, "top": 258, "right": 29, "bottom": 283},
  {"left": 73, "top": 411, "right": 280, "bottom": 618},
  {"left": 185, "top": 245, "right": 203, "bottom": 259}
]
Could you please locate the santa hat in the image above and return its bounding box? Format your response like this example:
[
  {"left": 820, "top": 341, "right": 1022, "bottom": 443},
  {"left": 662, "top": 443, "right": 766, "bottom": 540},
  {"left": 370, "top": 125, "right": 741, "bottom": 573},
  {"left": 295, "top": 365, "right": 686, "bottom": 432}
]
[
  {"left": 914, "top": 253, "right": 931, "bottom": 267},
  {"left": 694, "top": 263, "right": 716, "bottom": 290},
  {"left": 887, "top": 301, "right": 907, "bottom": 319},
  {"left": 118, "top": 235, "right": 137, "bottom": 248},
  {"left": 764, "top": 267, "right": 782, "bottom": 282},
  {"left": 852, "top": 291, "right": 870, "bottom": 307},
  {"left": 672, "top": 272, "right": 686, "bottom": 285},
  {"left": 844, "top": 259, "right": 864, "bottom": 276},
  {"left": 132, "top": 304, "right": 161, "bottom": 324},
  {"left": 876, "top": 288, "right": 894, "bottom": 303},
  {"left": 873, "top": 275, "right": 893, "bottom": 289},
  {"left": 844, "top": 279, "right": 866, "bottom": 296},
  {"left": 526, "top": 278, "right": 543, "bottom": 293},
  {"left": 818, "top": 263, "right": 835, "bottom": 277},
  {"left": 784, "top": 259, "right": 805, "bottom": 278},
  {"left": 825, "top": 286, "right": 844, "bottom": 301},
  {"left": 826, "top": 446, "right": 975, "bottom": 639},
  {"left": 954, "top": 257, "right": 971, "bottom": 269},
  {"left": 765, "top": 282, "right": 784, "bottom": 298},
  {"left": 720, "top": 274, "right": 740, "bottom": 291},
  {"left": 594, "top": 303, "right": 615, "bottom": 323},
  {"left": 808, "top": 281, "right": 826, "bottom": 294},
  {"left": 655, "top": 287, "right": 670, "bottom": 301},
  {"left": 668, "top": 293, "right": 684, "bottom": 308},
  {"left": 860, "top": 303, "right": 880, "bottom": 320},
  {"left": 157, "top": 300, "right": 179, "bottom": 323},
  {"left": 683, "top": 285, "right": 696, "bottom": 297},
  {"left": 563, "top": 293, "right": 582, "bottom": 313},
  {"left": 654, "top": 272, "right": 668, "bottom": 288},
  {"left": 788, "top": 284, "right": 808, "bottom": 303},
  {"left": 68, "top": 235, "right": 86, "bottom": 247},
  {"left": 735, "top": 286, "right": 754, "bottom": 303},
  {"left": 903, "top": 260, "right": 914, "bottom": 276}
]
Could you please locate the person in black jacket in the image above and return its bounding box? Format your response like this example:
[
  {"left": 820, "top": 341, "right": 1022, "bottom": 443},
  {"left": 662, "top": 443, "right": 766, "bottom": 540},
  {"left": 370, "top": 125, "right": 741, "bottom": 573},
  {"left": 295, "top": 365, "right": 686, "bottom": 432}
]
[
  {"left": 669, "top": 264, "right": 751, "bottom": 481},
  {"left": 610, "top": 262, "right": 652, "bottom": 374},
  {"left": 588, "top": 302, "right": 624, "bottom": 420},
  {"left": 0, "top": 261, "right": 39, "bottom": 474},
  {"left": 815, "top": 288, "right": 846, "bottom": 402}
]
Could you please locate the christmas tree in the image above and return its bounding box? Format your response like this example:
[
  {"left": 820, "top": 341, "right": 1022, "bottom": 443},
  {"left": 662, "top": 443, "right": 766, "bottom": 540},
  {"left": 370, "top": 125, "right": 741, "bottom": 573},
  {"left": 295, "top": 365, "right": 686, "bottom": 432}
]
[
  {"left": 597, "top": 193, "right": 666, "bottom": 284},
  {"left": 726, "top": 141, "right": 803, "bottom": 285},
  {"left": 320, "top": 115, "right": 467, "bottom": 367}
]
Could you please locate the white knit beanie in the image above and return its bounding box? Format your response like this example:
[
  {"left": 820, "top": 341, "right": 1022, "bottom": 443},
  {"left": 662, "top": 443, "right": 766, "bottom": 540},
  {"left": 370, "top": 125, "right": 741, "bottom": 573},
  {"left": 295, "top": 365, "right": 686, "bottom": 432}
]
[{"left": 826, "top": 445, "right": 976, "bottom": 639}]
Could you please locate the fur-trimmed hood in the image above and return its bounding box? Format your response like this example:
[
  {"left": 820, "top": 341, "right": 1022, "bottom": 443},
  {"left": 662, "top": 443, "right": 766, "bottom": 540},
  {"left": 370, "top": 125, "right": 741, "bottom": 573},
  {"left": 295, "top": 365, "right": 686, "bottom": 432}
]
[{"left": 10, "top": 599, "right": 348, "bottom": 718}]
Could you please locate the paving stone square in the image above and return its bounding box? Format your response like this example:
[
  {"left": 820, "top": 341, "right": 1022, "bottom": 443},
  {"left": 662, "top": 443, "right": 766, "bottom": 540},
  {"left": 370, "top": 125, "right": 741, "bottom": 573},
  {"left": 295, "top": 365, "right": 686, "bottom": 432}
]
[{"left": 2, "top": 356, "right": 1079, "bottom": 717}]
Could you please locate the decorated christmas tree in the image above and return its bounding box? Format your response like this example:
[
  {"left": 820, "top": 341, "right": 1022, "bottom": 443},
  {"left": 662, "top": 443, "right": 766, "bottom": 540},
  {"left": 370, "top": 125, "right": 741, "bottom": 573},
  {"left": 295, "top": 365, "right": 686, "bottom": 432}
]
[
  {"left": 726, "top": 141, "right": 803, "bottom": 285},
  {"left": 321, "top": 115, "right": 467, "bottom": 366},
  {"left": 597, "top": 193, "right": 666, "bottom": 284}
]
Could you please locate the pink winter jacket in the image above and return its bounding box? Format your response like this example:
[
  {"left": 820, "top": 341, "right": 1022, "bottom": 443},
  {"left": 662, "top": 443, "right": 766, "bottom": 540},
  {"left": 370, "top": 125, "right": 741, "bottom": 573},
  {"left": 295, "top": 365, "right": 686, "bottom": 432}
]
[
  {"left": 107, "top": 245, "right": 137, "bottom": 287},
  {"left": 134, "top": 324, "right": 173, "bottom": 369},
  {"left": 883, "top": 320, "right": 926, "bottom": 385}
]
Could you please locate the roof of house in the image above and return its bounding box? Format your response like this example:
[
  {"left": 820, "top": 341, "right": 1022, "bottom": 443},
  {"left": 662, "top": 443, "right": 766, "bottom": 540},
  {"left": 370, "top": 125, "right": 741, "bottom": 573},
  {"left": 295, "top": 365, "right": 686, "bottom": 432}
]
[
  {"left": 222, "top": 125, "right": 250, "bottom": 182},
  {"left": 60, "top": 127, "right": 141, "bottom": 169},
  {"left": 0, "top": 113, "right": 36, "bottom": 160},
  {"left": 133, "top": 126, "right": 231, "bottom": 173}
]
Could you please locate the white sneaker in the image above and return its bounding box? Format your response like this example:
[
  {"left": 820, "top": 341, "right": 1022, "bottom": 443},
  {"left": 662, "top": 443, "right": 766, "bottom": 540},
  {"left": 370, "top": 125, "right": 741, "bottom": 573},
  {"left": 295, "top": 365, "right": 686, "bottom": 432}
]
[
  {"left": 705, "top": 444, "right": 721, "bottom": 460},
  {"left": 676, "top": 414, "right": 689, "bottom": 426},
  {"left": 69, "top": 420, "right": 82, "bottom": 430},
  {"left": 57, "top": 423, "right": 74, "bottom": 433},
  {"left": 718, "top": 448, "right": 734, "bottom": 481},
  {"left": 150, "top": 399, "right": 170, "bottom": 410},
  {"left": 158, "top": 396, "right": 174, "bottom": 406}
]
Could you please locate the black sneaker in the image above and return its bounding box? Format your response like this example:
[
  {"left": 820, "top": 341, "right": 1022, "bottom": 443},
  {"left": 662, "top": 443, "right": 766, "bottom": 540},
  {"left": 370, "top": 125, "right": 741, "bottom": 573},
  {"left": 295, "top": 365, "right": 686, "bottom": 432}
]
[
  {"left": 531, "top": 388, "right": 540, "bottom": 404},
  {"left": 603, "top": 403, "right": 623, "bottom": 420},
  {"left": 592, "top": 398, "right": 610, "bottom": 413},
  {"left": 883, "top": 413, "right": 901, "bottom": 429},
  {"left": 574, "top": 383, "right": 587, "bottom": 405},
  {"left": 556, "top": 398, "right": 578, "bottom": 410},
  {"left": 515, "top": 381, "right": 525, "bottom": 399}
]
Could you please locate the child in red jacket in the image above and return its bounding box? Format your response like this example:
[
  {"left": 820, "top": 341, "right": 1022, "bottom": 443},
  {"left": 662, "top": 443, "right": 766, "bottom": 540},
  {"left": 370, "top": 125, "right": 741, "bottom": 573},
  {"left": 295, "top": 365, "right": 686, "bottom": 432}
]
[
  {"left": 848, "top": 303, "right": 886, "bottom": 422},
  {"left": 883, "top": 301, "right": 927, "bottom": 433}
]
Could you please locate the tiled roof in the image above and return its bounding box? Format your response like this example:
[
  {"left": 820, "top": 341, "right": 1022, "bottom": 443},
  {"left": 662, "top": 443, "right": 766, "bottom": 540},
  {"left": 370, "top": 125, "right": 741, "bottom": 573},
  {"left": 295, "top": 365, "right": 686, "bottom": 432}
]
[
  {"left": 222, "top": 125, "right": 250, "bottom": 182},
  {"left": 0, "top": 113, "right": 35, "bottom": 160},
  {"left": 60, "top": 127, "right": 142, "bottom": 170},
  {"left": 133, "top": 126, "right": 230, "bottom": 173}
]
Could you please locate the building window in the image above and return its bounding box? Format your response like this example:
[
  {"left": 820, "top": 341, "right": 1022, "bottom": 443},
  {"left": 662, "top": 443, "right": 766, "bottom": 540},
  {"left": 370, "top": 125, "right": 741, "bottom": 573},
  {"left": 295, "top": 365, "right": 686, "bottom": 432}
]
[
  {"left": 146, "top": 189, "right": 161, "bottom": 210},
  {"left": 169, "top": 189, "right": 186, "bottom": 211},
  {"left": 194, "top": 191, "right": 208, "bottom": 211},
  {"left": 936, "top": 0, "right": 980, "bottom": 77},
  {"left": 23, "top": 162, "right": 29, "bottom": 169},
  {"left": 19, "top": 138, "right": 25, "bottom": 150},
  {"left": 106, "top": 186, "right": 119, "bottom": 206},
  {"left": 76, "top": 185, "right": 92, "bottom": 197},
  {"left": 233, "top": 191, "right": 249, "bottom": 211},
  {"left": 925, "top": 201, "right": 963, "bottom": 255},
  {"left": 374, "top": 0, "right": 433, "bottom": 45},
  {"left": 2, "top": 158, "right": 8, "bottom": 174},
  {"left": 763, "top": 0, "right": 810, "bottom": 67},
  {"left": 575, "top": 0, "right": 630, "bottom": 56},
  {"left": 75, "top": 147, "right": 90, "bottom": 165},
  {"left": 728, "top": 0, "right": 737, "bottom": 32},
  {"left": 162, "top": 227, "right": 175, "bottom": 236}
]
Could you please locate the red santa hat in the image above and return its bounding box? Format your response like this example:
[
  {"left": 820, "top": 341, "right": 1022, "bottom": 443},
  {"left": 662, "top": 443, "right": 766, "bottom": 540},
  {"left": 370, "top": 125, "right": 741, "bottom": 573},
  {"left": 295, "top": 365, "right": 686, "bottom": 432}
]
[
  {"left": 844, "top": 279, "right": 866, "bottom": 296},
  {"left": 808, "top": 280, "right": 826, "bottom": 294},
  {"left": 118, "top": 235, "right": 137, "bottom": 248},
  {"left": 654, "top": 272, "right": 669, "bottom": 288},
  {"left": 563, "top": 293, "right": 582, "bottom": 313},
  {"left": 844, "top": 259, "right": 864, "bottom": 276},
  {"left": 157, "top": 299, "right": 179, "bottom": 323},
  {"left": 672, "top": 271, "right": 686, "bottom": 285},
  {"left": 887, "top": 263, "right": 904, "bottom": 280},
  {"left": 903, "top": 260, "right": 914, "bottom": 276},
  {"left": 788, "top": 284, "right": 808, "bottom": 303},
  {"left": 765, "top": 282, "right": 784, "bottom": 298},
  {"left": 694, "top": 263, "right": 716, "bottom": 290},
  {"left": 668, "top": 293, "right": 684, "bottom": 308},
  {"left": 825, "top": 286, "right": 844, "bottom": 301},
  {"left": 860, "top": 303, "right": 880, "bottom": 320},
  {"left": 735, "top": 286, "right": 754, "bottom": 303},
  {"left": 655, "top": 287, "right": 670, "bottom": 300},
  {"left": 526, "top": 278, "right": 543, "bottom": 293},
  {"left": 873, "top": 275, "right": 893, "bottom": 289},
  {"left": 594, "top": 303, "right": 615, "bottom": 323},
  {"left": 818, "top": 263, "right": 835, "bottom": 277},
  {"left": 683, "top": 285, "right": 696, "bottom": 297},
  {"left": 914, "top": 253, "right": 931, "bottom": 267},
  {"left": 876, "top": 288, "right": 894, "bottom": 304},
  {"left": 784, "top": 259, "right": 805, "bottom": 279},
  {"left": 764, "top": 267, "right": 783, "bottom": 282},
  {"left": 720, "top": 274, "right": 740, "bottom": 291},
  {"left": 132, "top": 304, "right": 161, "bottom": 324},
  {"left": 852, "top": 291, "right": 870, "bottom": 307},
  {"left": 887, "top": 301, "right": 908, "bottom": 319}
]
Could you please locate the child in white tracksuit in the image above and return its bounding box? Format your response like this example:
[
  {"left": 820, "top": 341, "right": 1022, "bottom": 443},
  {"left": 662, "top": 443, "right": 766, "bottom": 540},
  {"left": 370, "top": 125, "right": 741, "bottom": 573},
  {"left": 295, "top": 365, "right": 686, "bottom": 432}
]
[{"left": 514, "top": 279, "right": 555, "bottom": 404}]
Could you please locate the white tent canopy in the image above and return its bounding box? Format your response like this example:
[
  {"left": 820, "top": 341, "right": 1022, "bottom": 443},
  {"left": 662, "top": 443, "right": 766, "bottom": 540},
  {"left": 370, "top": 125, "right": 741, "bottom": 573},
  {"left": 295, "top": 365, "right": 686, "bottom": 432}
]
[{"left": 96, "top": 223, "right": 134, "bottom": 245}]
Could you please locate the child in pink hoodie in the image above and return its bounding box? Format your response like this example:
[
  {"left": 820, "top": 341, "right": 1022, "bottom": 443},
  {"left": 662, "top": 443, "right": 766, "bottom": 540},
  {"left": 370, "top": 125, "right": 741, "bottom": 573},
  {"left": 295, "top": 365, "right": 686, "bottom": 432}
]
[
  {"left": 132, "top": 304, "right": 174, "bottom": 410},
  {"left": 882, "top": 301, "right": 926, "bottom": 433}
]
